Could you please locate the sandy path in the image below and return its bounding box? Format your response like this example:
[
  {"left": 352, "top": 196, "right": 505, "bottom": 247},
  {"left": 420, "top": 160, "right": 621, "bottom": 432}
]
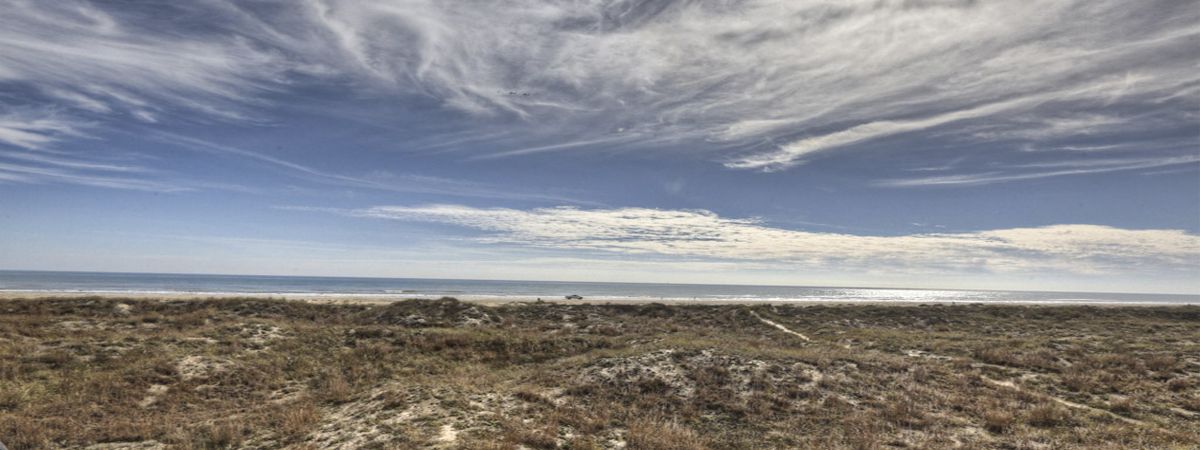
[
  {"left": 899, "top": 350, "right": 1150, "bottom": 427},
  {"left": 980, "top": 376, "right": 1145, "bottom": 426},
  {"left": 750, "top": 311, "right": 811, "bottom": 341}
]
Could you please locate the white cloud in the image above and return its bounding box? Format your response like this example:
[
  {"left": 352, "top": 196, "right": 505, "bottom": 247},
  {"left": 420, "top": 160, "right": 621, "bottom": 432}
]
[
  {"left": 0, "top": 0, "right": 288, "bottom": 122},
  {"left": 724, "top": 97, "right": 1031, "bottom": 170},
  {"left": 878, "top": 155, "right": 1200, "bottom": 187},
  {"left": 971, "top": 114, "right": 1126, "bottom": 142},
  {"left": 0, "top": 111, "right": 172, "bottom": 190},
  {"left": 0, "top": 113, "right": 82, "bottom": 149},
  {"left": 280, "top": 0, "right": 1197, "bottom": 170},
  {"left": 0, "top": 149, "right": 146, "bottom": 173},
  {"left": 148, "top": 131, "right": 597, "bottom": 203},
  {"left": 351, "top": 204, "right": 1200, "bottom": 278},
  {"left": 1, "top": 0, "right": 1196, "bottom": 183},
  {"left": 0, "top": 0, "right": 294, "bottom": 190},
  {"left": 0, "top": 160, "right": 183, "bottom": 191}
]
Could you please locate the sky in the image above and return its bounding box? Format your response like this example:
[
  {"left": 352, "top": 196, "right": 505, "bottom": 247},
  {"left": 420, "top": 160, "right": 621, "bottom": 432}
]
[{"left": 0, "top": 0, "right": 1198, "bottom": 294}]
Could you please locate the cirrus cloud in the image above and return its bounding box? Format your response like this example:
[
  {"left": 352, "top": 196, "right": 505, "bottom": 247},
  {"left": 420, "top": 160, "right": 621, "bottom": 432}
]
[{"left": 2, "top": 0, "right": 1196, "bottom": 184}]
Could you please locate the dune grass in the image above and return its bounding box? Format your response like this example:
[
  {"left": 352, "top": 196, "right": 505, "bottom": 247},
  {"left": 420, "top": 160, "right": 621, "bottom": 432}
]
[{"left": 1, "top": 297, "right": 1197, "bottom": 449}]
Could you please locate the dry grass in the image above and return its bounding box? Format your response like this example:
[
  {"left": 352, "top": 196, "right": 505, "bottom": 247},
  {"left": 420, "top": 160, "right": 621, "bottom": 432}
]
[
  {"left": 0, "top": 297, "right": 1197, "bottom": 449},
  {"left": 627, "top": 418, "right": 709, "bottom": 450},
  {"left": 983, "top": 409, "right": 1015, "bottom": 434},
  {"left": 1025, "top": 402, "right": 1072, "bottom": 427}
]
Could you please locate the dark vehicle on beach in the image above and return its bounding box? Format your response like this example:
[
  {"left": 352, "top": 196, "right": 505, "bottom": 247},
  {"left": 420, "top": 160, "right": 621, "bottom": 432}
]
[{"left": 565, "top": 294, "right": 583, "bottom": 300}]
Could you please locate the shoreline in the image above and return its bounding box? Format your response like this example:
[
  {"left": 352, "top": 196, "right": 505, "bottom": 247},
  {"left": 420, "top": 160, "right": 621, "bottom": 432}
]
[{"left": 0, "top": 289, "right": 1194, "bottom": 307}]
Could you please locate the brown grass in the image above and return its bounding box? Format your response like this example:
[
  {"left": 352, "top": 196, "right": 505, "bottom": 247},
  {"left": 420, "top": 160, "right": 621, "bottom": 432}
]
[
  {"left": 627, "top": 417, "right": 709, "bottom": 450},
  {"left": 0, "top": 297, "right": 1197, "bottom": 449},
  {"left": 1026, "top": 402, "right": 1071, "bottom": 427},
  {"left": 983, "top": 409, "right": 1015, "bottom": 433}
]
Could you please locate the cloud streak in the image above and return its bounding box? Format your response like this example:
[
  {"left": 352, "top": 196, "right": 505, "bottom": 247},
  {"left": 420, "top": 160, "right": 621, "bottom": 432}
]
[
  {"left": 879, "top": 155, "right": 1200, "bottom": 187},
  {"left": 350, "top": 204, "right": 1200, "bottom": 279},
  {"left": 148, "top": 131, "right": 599, "bottom": 204},
  {"left": 1, "top": 0, "right": 1195, "bottom": 185},
  {"left": 284, "top": 0, "right": 1198, "bottom": 173},
  {"left": 0, "top": 112, "right": 84, "bottom": 149},
  {"left": 0, "top": 0, "right": 289, "bottom": 122}
]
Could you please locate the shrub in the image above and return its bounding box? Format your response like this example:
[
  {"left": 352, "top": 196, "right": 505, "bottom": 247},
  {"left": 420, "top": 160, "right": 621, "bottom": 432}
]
[
  {"left": 0, "top": 414, "right": 51, "bottom": 450},
  {"left": 502, "top": 424, "right": 558, "bottom": 450},
  {"left": 975, "top": 348, "right": 1018, "bottom": 366},
  {"left": 1062, "top": 372, "right": 1096, "bottom": 392},
  {"left": 195, "top": 421, "right": 248, "bottom": 449},
  {"left": 274, "top": 401, "right": 322, "bottom": 441},
  {"left": 1167, "top": 377, "right": 1197, "bottom": 392},
  {"left": 881, "top": 394, "right": 928, "bottom": 429},
  {"left": 983, "top": 409, "right": 1015, "bottom": 433},
  {"left": 627, "top": 417, "right": 708, "bottom": 450},
  {"left": 317, "top": 371, "right": 353, "bottom": 403},
  {"left": 1145, "top": 355, "right": 1178, "bottom": 372},
  {"left": 910, "top": 366, "right": 929, "bottom": 383},
  {"left": 1108, "top": 397, "right": 1135, "bottom": 414},
  {"left": 1026, "top": 402, "right": 1070, "bottom": 427}
]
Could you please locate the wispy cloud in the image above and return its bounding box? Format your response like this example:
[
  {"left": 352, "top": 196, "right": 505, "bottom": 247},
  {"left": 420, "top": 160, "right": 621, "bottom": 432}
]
[
  {"left": 0, "top": 112, "right": 84, "bottom": 149},
  {"left": 879, "top": 155, "right": 1200, "bottom": 187},
  {"left": 2, "top": 0, "right": 1195, "bottom": 185},
  {"left": 0, "top": 111, "right": 174, "bottom": 190},
  {"left": 347, "top": 204, "right": 1200, "bottom": 278},
  {"left": 0, "top": 160, "right": 182, "bottom": 192},
  {"left": 0, "top": 0, "right": 288, "bottom": 122},
  {"left": 0, "top": 148, "right": 147, "bottom": 173},
  {"left": 724, "top": 97, "right": 1033, "bottom": 171},
  {"left": 149, "top": 131, "right": 599, "bottom": 204},
  {"left": 287, "top": 0, "right": 1198, "bottom": 173},
  {"left": 0, "top": 0, "right": 293, "bottom": 191}
]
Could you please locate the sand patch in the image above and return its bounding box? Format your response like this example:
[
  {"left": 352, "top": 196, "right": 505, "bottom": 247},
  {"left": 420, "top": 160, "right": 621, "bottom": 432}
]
[
  {"left": 904, "top": 349, "right": 953, "bottom": 360},
  {"left": 366, "top": 298, "right": 503, "bottom": 328},
  {"left": 1169, "top": 407, "right": 1198, "bottom": 418},
  {"left": 576, "top": 349, "right": 819, "bottom": 400},
  {"left": 55, "top": 319, "right": 102, "bottom": 331},
  {"left": 234, "top": 322, "right": 285, "bottom": 347},
  {"left": 82, "top": 441, "right": 165, "bottom": 449},
  {"left": 176, "top": 355, "right": 232, "bottom": 381},
  {"left": 436, "top": 424, "right": 458, "bottom": 444},
  {"left": 138, "top": 384, "right": 169, "bottom": 408},
  {"left": 305, "top": 386, "right": 520, "bottom": 449},
  {"left": 751, "top": 311, "right": 810, "bottom": 341}
]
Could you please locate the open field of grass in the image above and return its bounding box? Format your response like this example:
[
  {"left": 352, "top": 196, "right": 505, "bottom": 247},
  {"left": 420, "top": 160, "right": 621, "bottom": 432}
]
[{"left": 1, "top": 297, "right": 1198, "bottom": 449}]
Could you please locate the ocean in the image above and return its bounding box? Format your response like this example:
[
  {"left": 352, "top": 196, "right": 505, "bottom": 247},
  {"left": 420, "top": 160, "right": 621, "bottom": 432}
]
[{"left": 0, "top": 270, "right": 1195, "bottom": 305}]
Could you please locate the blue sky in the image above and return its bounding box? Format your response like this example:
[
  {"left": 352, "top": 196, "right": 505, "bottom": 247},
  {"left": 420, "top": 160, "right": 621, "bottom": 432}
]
[{"left": 1, "top": 0, "right": 1198, "bottom": 293}]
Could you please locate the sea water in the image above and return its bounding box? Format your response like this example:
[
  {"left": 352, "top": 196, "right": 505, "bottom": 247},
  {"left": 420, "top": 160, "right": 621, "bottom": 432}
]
[{"left": 0, "top": 270, "right": 1195, "bottom": 305}]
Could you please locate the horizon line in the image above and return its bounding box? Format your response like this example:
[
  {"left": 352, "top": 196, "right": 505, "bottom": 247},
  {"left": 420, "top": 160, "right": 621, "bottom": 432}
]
[{"left": 1, "top": 268, "right": 1195, "bottom": 298}]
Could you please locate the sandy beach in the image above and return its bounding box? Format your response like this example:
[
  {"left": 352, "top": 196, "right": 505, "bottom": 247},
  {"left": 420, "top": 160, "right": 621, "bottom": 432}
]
[{"left": 1, "top": 290, "right": 1193, "bottom": 307}]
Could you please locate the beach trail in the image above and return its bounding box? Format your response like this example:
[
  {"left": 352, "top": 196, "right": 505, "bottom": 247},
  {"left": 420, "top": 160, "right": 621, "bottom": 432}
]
[{"left": 750, "top": 310, "right": 811, "bottom": 341}]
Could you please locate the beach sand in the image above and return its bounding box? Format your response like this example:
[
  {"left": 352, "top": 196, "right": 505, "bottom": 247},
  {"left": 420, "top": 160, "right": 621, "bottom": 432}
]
[{"left": 0, "top": 290, "right": 1183, "bottom": 307}]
